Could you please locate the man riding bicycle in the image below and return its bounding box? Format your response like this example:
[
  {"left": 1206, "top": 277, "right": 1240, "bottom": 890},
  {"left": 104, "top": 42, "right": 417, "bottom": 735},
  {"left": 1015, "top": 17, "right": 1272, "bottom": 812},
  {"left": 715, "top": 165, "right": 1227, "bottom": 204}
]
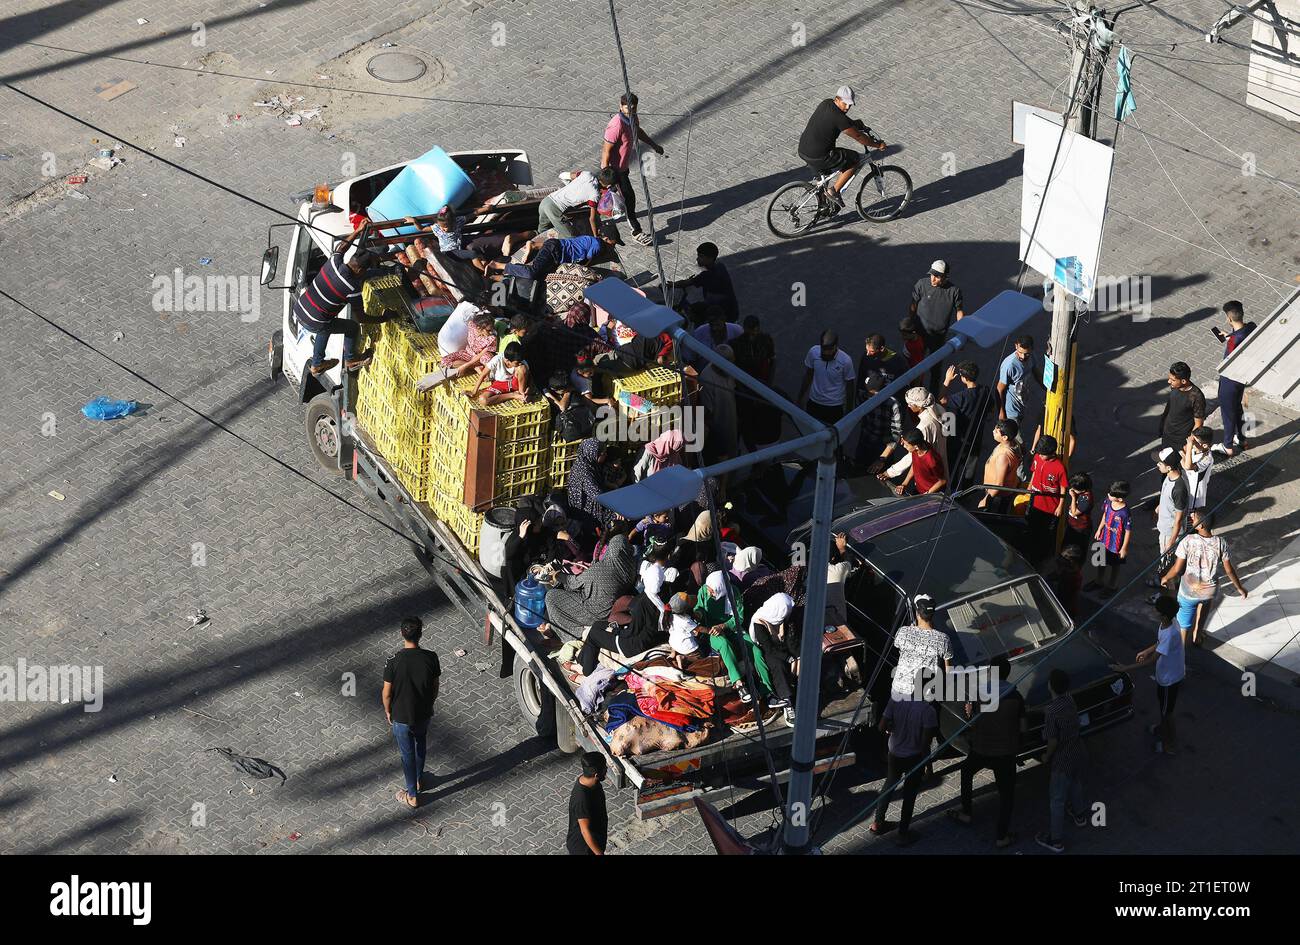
[{"left": 797, "top": 86, "right": 886, "bottom": 211}]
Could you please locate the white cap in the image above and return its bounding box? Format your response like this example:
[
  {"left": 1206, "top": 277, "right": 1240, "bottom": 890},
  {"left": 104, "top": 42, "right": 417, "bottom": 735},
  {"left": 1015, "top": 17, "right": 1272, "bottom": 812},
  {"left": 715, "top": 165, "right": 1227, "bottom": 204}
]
[
  {"left": 836, "top": 85, "right": 855, "bottom": 107},
  {"left": 930, "top": 259, "right": 948, "bottom": 275}
]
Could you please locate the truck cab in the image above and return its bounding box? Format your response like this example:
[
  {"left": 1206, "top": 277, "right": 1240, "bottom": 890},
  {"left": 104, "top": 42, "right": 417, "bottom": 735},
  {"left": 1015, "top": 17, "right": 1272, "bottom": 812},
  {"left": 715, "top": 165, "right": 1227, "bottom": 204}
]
[{"left": 262, "top": 148, "right": 533, "bottom": 470}]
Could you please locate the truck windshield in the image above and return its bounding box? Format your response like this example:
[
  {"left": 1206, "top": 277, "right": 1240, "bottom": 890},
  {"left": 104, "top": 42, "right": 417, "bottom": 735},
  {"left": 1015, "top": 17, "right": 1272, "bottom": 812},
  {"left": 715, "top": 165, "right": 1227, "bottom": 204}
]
[{"left": 941, "top": 577, "right": 1068, "bottom": 664}]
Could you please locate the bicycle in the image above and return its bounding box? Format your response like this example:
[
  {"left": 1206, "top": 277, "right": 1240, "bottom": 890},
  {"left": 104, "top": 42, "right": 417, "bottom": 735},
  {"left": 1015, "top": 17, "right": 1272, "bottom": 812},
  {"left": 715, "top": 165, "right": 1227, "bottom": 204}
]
[{"left": 766, "top": 151, "right": 913, "bottom": 238}]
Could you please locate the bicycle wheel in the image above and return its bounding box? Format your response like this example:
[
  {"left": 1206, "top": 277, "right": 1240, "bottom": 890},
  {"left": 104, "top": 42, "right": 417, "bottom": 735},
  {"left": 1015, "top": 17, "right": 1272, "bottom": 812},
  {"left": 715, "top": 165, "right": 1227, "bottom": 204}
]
[
  {"left": 856, "top": 165, "right": 913, "bottom": 222},
  {"left": 767, "top": 182, "right": 822, "bottom": 238}
]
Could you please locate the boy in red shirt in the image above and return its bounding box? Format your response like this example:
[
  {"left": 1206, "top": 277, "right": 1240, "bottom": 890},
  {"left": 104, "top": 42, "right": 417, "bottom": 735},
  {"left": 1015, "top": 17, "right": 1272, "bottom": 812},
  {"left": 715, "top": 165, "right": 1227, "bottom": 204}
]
[
  {"left": 1027, "top": 434, "right": 1066, "bottom": 564},
  {"left": 895, "top": 429, "right": 948, "bottom": 496},
  {"left": 899, "top": 316, "right": 926, "bottom": 368}
]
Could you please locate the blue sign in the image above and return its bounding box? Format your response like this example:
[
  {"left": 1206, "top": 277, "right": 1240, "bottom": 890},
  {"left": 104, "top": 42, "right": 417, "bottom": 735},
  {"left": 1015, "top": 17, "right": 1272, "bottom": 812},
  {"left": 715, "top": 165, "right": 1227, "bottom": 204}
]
[{"left": 1054, "top": 255, "right": 1086, "bottom": 298}]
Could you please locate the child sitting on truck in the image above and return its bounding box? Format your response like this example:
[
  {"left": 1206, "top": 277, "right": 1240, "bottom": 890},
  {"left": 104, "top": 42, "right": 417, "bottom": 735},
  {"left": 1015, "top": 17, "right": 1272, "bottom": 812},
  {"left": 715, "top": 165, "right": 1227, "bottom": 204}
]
[{"left": 470, "top": 342, "right": 533, "bottom": 406}]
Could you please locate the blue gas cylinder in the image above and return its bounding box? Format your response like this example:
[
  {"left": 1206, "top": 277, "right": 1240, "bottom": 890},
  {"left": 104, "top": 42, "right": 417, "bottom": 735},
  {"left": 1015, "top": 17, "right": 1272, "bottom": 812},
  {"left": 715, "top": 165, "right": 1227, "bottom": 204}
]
[{"left": 513, "top": 575, "right": 547, "bottom": 629}]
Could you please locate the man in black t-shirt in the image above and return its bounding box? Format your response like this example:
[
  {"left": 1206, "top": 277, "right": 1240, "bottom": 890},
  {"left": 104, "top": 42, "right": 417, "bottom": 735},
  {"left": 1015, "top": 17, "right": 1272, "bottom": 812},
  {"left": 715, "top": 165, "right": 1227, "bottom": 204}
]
[
  {"left": 1158, "top": 360, "right": 1206, "bottom": 452},
  {"left": 796, "top": 86, "right": 885, "bottom": 210},
  {"left": 910, "top": 260, "right": 966, "bottom": 389},
  {"left": 382, "top": 617, "right": 441, "bottom": 809},
  {"left": 566, "top": 752, "right": 609, "bottom": 855}
]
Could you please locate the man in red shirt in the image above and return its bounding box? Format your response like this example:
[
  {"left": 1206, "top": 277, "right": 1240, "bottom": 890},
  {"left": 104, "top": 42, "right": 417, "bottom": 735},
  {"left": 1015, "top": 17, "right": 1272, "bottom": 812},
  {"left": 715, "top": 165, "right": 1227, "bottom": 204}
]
[
  {"left": 1027, "top": 434, "right": 1067, "bottom": 565},
  {"left": 896, "top": 429, "right": 948, "bottom": 496}
]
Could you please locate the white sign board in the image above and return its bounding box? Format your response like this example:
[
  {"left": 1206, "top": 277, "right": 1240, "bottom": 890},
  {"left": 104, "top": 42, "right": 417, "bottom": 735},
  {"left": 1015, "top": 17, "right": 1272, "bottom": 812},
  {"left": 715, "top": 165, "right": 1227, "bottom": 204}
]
[
  {"left": 1019, "top": 113, "right": 1114, "bottom": 302},
  {"left": 1012, "top": 101, "right": 1063, "bottom": 145}
]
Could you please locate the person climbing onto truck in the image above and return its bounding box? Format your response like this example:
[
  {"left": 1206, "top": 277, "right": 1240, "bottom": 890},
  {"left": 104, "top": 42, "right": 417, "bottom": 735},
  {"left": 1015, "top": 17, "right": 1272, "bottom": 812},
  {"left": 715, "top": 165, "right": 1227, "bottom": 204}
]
[{"left": 295, "top": 221, "right": 380, "bottom": 375}]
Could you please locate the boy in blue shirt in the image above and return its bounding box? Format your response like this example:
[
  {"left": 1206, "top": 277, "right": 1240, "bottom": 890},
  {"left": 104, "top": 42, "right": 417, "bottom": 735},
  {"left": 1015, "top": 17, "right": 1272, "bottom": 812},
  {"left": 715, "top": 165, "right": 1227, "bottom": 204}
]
[
  {"left": 1086, "top": 481, "right": 1132, "bottom": 598},
  {"left": 493, "top": 228, "right": 620, "bottom": 284}
]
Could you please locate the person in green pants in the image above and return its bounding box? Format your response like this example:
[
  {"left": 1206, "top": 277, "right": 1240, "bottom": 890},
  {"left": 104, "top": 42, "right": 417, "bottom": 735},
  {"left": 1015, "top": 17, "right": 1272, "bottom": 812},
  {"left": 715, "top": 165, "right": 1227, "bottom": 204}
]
[{"left": 696, "top": 569, "right": 772, "bottom": 705}]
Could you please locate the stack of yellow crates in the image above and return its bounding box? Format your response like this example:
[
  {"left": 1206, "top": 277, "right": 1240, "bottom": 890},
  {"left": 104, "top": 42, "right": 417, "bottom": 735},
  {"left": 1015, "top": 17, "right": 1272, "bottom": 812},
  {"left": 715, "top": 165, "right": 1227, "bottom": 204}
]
[
  {"left": 548, "top": 436, "right": 583, "bottom": 490},
  {"left": 429, "top": 377, "right": 552, "bottom": 555},
  {"left": 357, "top": 274, "right": 556, "bottom": 556},
  {"left": 355, "top": 276, "right": 440, "bottom": 504}
]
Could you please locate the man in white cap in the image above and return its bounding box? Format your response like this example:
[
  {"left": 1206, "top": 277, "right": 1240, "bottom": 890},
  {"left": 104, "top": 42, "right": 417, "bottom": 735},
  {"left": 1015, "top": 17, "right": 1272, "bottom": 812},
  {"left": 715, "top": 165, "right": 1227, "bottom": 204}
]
[
  {"left": 910, "top": 260, "right": 966, "bottom": 389},
  {"left": 797, "top": 86, "right": 885, "bottom": 212}
]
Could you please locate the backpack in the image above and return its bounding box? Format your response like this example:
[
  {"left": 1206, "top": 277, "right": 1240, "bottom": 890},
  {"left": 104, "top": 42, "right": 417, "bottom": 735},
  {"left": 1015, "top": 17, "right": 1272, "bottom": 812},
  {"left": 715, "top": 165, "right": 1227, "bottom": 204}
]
[
  {"left": 557, "top": 401, "right": 596, "bottom": 442},
  {"left": 596, "top": 187, "right": 627, "bottom": 222}
]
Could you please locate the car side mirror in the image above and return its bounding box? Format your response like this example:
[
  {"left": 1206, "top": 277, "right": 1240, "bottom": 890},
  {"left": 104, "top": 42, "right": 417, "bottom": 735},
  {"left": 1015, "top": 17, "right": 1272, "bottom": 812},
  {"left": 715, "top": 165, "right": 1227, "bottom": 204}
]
[{"left": 260, "top": 246, "right": 279, "bottom": 286}]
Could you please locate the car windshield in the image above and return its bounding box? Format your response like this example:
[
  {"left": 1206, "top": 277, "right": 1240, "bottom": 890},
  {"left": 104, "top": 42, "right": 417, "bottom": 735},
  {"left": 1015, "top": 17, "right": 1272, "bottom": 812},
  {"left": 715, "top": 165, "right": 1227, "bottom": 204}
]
[{"left": 940, "top": 576, "right": 1069, "bottom": 663}]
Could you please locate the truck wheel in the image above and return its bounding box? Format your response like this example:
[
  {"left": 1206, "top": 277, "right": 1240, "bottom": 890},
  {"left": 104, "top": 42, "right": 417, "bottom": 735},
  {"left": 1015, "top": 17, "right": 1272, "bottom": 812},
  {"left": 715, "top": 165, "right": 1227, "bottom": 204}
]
[
  {"left": 304, "top": 393, "right": 345, "bottom": 477},
  {"left": 268, "top": 330, "right": 283, "bottom": 381},
  {"left": 513, "top": 654, "right": 542, "bottom": 723},
  {"left": 513, "top": 654, "right": 558, "bottom": 742}
]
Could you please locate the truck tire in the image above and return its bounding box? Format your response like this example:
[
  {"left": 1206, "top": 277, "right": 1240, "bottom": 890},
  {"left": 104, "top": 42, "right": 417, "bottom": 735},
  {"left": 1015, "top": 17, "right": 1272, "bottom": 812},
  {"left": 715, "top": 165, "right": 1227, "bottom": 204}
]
[
  {"left": 304, "top": 392, "right": 345, "bottom": 477},
  {"left": 512, "top": 653, "right": 544, "bottom": 726},
  {"left": 513, "top": 653, "right": 558, "bottom": 742},
  {"left": 268, "top": 330, "right": 283, "bottom": 381}
]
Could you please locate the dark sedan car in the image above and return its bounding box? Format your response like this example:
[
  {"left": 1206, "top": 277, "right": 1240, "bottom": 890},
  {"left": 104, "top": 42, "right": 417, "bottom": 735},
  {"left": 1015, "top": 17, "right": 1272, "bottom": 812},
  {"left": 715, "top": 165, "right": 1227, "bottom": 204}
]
[{"left": 732, "top": 470, "right": 1133, "bottom": 758}]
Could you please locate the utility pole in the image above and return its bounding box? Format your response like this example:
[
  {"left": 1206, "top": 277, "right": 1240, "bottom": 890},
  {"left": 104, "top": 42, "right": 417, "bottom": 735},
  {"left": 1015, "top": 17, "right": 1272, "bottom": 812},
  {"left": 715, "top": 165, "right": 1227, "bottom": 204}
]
[{"left": 1045, "top": 3, "right": 1113, "bottom": 546}]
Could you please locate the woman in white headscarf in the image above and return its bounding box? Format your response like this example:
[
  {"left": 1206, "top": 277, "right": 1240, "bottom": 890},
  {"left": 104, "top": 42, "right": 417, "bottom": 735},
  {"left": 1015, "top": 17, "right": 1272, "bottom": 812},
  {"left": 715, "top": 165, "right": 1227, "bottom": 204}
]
[
  {"left": 692, "top": 569, "right": 771, "bottom": 705},
  {"left": 731, "top": 546, "right": 772, "bottom": 590},
  {"left": 749, "top": 592, "right": 797, "bottom": 721},
  {"left": 883, "top": 387, "right": 949, "bottom": 480}
]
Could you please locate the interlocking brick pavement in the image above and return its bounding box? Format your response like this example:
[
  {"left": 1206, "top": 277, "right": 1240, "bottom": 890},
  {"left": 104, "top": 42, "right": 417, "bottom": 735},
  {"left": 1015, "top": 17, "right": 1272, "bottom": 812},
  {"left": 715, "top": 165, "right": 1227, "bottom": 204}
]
[{"left": 1, "top": 0, "right": 1297, "bottom": 854}]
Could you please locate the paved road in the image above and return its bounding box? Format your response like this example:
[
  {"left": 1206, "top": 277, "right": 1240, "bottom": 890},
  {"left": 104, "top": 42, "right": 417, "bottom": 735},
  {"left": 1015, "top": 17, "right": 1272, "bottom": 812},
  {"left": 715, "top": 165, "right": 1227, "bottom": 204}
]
[{"left": 1, "top": 0, "right": 1298, "bottom": 854}]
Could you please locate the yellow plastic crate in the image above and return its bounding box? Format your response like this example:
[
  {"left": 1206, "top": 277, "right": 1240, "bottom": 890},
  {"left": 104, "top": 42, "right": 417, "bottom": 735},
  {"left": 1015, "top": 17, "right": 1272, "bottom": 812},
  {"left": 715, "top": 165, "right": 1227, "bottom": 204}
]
[
  {"left": 443, "top": 499, "right": 484, "bottom": 555},
  {"left": 548, "top": 436, "right": 582, "bottom": 490},
  {"left": 362, "top": 274, "right": 404, "bottom": 317},
  {"left": 612, "top": 366, "right": 682, "bottom": 412},
  {"left": 401, "top": 331, "right": 447, "bottom": 381},
  {"left": 484, "top": 468, "right": 547, "bottom": 508}
]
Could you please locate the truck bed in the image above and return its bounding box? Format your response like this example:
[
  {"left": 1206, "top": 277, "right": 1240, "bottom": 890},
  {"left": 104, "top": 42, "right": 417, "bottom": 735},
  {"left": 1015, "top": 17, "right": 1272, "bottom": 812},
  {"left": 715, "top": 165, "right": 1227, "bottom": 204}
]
[{"left": 347, "top": 422, "right": 875, "bottom": 817}]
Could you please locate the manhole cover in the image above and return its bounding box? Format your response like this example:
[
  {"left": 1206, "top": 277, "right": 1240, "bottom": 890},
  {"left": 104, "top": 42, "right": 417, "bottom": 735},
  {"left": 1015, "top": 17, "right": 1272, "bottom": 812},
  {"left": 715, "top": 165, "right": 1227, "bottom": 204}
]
[{"left": 366, "top": 52, "right": 427, "bottom": 83}]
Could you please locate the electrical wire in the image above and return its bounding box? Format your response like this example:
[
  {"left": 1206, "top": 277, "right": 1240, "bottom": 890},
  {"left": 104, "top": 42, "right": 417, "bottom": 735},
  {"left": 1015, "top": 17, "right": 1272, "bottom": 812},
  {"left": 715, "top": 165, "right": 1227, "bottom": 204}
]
[
  {"left": 1129, "top": 110, "right": 1289, "bottom": 300},
  {"left": 15, "top": 40, "right": 682, "bottom": 118},
  {"left": 606, "top": 0, "right": 669, "bottom": 289},
  {"left": 0, "top": 287, "right": 735, "bottom": 722}
]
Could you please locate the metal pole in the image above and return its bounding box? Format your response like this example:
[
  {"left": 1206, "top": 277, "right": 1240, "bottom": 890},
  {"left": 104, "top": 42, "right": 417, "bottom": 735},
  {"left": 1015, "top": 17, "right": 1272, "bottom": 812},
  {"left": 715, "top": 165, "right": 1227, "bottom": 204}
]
[
  {"left": 782, "top": 454, "right": 838, "bottom": 853},
  {"left": 1045, "top": 5, "right": 1113, "bottom": 548},
  {"left": 834, "top": 335, "right": 968, "bottom": 439},
  {"left": 673, "top": 329, "right": 822, "bottom": 432}
]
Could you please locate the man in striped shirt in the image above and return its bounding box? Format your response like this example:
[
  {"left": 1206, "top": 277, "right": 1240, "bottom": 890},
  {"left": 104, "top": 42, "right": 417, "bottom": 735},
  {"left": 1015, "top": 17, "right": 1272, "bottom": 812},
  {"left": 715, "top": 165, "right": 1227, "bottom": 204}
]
[{"left": 294, "top": 223, "right": 377, "bottom": 376}]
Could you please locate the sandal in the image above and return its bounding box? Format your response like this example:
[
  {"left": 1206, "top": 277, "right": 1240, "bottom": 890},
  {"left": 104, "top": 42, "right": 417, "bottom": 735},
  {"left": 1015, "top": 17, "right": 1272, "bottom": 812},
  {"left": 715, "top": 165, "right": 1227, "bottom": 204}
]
[
  {"left": 995, "top": 832, "right": 1018, "bottom": 849},
  {"left": 946, "top": 809, "right": 973, "bottom": 827},
  {"left": 395, "top": 789, "right": 418, "bottom": 809},
  {"left": 632, "top": 232, "right": 654, "bottom": 246}
]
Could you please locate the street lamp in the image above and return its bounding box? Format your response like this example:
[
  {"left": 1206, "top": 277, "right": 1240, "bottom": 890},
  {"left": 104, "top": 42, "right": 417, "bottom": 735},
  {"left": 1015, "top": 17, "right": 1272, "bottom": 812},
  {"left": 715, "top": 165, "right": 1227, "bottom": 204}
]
[{"left": 586, "top": 279, "right": 1041, "bottom": 853}]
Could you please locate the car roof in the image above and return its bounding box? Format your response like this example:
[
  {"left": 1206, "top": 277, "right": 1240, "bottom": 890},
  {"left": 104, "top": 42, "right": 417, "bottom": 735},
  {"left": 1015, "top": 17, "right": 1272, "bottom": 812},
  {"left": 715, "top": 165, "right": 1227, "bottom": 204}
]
[{"left": 839, "top": 495, "right": 1037, "bottom": 603}]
